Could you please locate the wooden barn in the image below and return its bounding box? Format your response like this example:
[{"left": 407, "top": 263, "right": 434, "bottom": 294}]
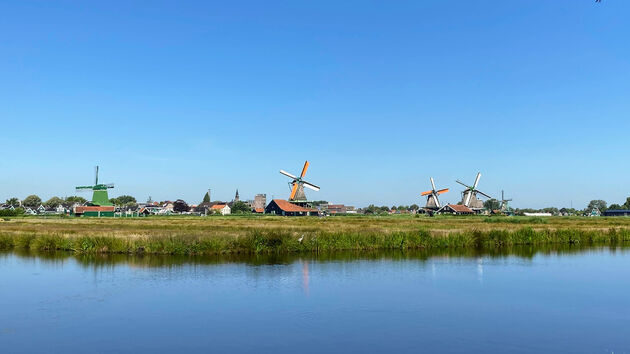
[
  {"left": 440, "top": 204, "right": 474, "bottom": 215},
  {"left": 265, "top": 199, "right": 318, "bottom": 216}
]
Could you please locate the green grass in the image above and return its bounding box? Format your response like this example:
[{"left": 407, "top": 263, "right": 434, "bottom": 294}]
[
  {"left": 1, "top": 224, "right": 630, "bottom": 255},
  {"left": 2, "top": 215, "right": 630, "bottom": 255}
]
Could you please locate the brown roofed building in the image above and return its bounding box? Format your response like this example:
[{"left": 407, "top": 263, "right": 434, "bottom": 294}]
[
  {"left": 265, "top": 199, "right": 318, "bottom": 216},
  {"left": 441, "top": 204, "right": 474, "bottom": 215}
]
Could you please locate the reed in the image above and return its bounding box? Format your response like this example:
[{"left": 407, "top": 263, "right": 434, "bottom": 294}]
[{"left": 1, "top": 220, "right": 629, "bottom": 255}]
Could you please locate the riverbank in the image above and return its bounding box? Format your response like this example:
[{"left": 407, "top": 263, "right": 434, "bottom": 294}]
[{"left": 1, "top": 215, "right": 630, "bottom": 255}]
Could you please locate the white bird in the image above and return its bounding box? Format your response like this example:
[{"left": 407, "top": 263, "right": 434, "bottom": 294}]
[{"left": 298, "top": 235, "right": 304, "bottom": 243}]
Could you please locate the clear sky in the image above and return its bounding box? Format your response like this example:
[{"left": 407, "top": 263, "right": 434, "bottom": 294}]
[{"left": 1, "top": 0, "right": 629, "bottom": 209}]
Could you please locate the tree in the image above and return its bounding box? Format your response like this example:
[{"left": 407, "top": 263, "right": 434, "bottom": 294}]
[
  {"left": 5, "top": 198, "right": 20, "bottom": 207},
  {"left": 110, "top": 195, "right": 137, "bottom": 206},
  {"left": 231, "top": 201, "right": 251, "bottom": 214},
  {"left": 586, "top": 200, "right": 607, "bottom": 212},
  {"left": 410, "top": 204, "right": 419, "bottom": 211},
  {"left": 624, "top": 197, "right": 630, "bottom": 210},
  {"left": 22, "top": 195, "right": 42, "bottom": 208},
  {"left": 609, "top": 204, "right": 622, "bottom": 210},
  {"left": 65, "top": 196, "right": 87, "bottom": 205},
  {"left": 173, "top": 199, "right": 189, "bottom": 213},
  {"left": 202, "top": 192, "right": 210, "bottom": 203},
  {"left": 483, "top": 198, "right": 501, "bottom": 210},
  {"left": 364, "top": 205, "right": 378, "bottom": 215},
  {"left": 44, "top": 197, "right": 64, "bottom": 208}
]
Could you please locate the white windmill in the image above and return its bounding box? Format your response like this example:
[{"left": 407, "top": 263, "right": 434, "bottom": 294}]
[
  {"left": 456, "top": 172, "right": 491, "bottom": 209},
  {"left": 500, "top": 190, "right": 512, "bottom": 212},
  {"left": 421, "top": 177, "right": 449, "bottom": 210},
  {"left": 279, "top": 161, "right": 320, "bottom": 202}
]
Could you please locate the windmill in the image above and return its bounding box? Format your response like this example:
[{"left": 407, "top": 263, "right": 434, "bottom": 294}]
[
  {"left": 75, "top": 166, "right": 115, "bottom": 206},
  {"left": 456, "top": 172, "right": 491, "bottom": 209},
  {"left": 421, "top": 177, "right": 449, "bottom": 210},
  {"left": 279, "top": 161, "right": 320, "bottom": 202},
  {"left": 500, "top": 190, "right": 512, "bottom": 212}
]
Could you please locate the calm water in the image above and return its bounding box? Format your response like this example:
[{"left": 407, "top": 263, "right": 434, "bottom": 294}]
[{"left": 1, "top": 247, "right": 630, "bottom": 353}]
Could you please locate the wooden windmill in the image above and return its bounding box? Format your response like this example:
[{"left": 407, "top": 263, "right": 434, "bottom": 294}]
[
  {"left": 279, "top": 161, "right": 320, "bottom": 202},
  {"left": 421, "top": 177, "right": 449, "bottom": 210},
  {"left": 456, "top": 172, "right": 491, "bottom": 209}
]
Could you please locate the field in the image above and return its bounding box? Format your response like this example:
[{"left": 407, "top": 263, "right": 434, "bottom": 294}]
[{"left": 1, "top": 215, "right": 630, "bottom": 255}]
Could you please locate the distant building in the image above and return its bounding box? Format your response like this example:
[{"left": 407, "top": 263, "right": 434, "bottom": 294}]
[
  {"left": 326, "top": 204, "right": 347, "bottom": 214},
  {"left": 603, "top": 209, "right": 630, "bottom": 217},
  {"left": 74, "top": 205, "right": 115, "bottom": 217},
  {"left": 523, "top": 212, "right": 552, "bottom": 217},
  {"left": 440, "top": 204, "right": 474, "bottom": 215},
  {"left": 589, "top": 208, "right": 601, "bottom": 217},
  {"left": 265, "top": 199, "right": 317, "bottom": 216},
  {"left": 211, "top": 204, "right": 231, "bottom": 215},
  {"left": 162, "top": 201, "right": 174, "bottom": 213},
  {"left": 252, "top": 194, "right": 266, "bottom": 211}
]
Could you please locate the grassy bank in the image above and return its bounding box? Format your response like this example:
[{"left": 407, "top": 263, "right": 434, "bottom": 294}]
[{"left": 1, "top": 215, "right": 630, "bottom": 255}]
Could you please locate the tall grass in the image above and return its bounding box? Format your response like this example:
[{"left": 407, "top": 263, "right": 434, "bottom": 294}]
[{"left": 1, "top": 227, "right": 629, "bottom": 255}]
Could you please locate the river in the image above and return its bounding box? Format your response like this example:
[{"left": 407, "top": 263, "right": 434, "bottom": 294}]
[{"left": 1, "top": 246, "right": 629, "bottom": 353}]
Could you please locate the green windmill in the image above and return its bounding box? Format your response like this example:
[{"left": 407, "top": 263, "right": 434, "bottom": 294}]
[{"left": 76, "top": 166, "right": 115, "bottom": 206}]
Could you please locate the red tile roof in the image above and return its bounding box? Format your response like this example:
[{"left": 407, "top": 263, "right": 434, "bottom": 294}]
[
  {"left": 271, "top": 199, "right": 316, "bottom": 212},
  {"left": 211, "top": 204, "right": 228, "bottom": 210},
  {"left": 74, "top": 206, "right": 115, "bottom": 213},
  {"left": 446, "top": 204, "right": 473, "bottom": 213},
  {"left": 254, "top": 208, "right": 264, "bottom": 213}
]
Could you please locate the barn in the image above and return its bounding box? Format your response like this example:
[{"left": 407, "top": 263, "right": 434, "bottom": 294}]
[
  {"left": 74, "top": 205, "right": 115, "bottom": 217},
  {"left": 265, "top": 199, "right": 318, "bottom": 216},
  {"left": 440, "top": 204, "right": 474, "bottom": 215},
  {"left": 603, "top": 209, "right": 630, "bottom": 217}
]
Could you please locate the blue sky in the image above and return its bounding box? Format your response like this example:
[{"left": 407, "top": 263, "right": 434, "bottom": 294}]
[{"left": 1, "top": 0, "right": 629, "bottom": 208}]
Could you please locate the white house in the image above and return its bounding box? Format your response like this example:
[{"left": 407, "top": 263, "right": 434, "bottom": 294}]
[{"left": 210, "top": 204, "right": 231, "bottom": 215}]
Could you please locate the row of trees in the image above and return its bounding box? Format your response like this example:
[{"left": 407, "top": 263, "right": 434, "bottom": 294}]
[
  {"left": 5, "top": 195, "right": 140, "bottom": 208},
  {"left": 4, "top": 195, "right": 89, "bottom": 208}
]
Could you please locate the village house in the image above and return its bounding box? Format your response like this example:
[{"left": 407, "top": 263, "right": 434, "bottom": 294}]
[{"left": 210, "top": 203, "right": 231, "bottom": 215}]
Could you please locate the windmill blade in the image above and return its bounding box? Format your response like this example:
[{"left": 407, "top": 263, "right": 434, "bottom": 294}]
[
  {"left": 303, "top": 181, "right": 320, "bottom": 191},
  {"left": 433, "top": 192, "right": 441, "bottom": 208},
  {"left": 300, "top": 161, "right": 310, "bottom": 178},
  {"left": 437, "top": 188, "right": 449, "bottom": 195},
  {"left": 75, "top": 186, "right": 93, "bottom": 190},
  {"left": 430, "top": 177, "right": 436, "bottom": 191},
  {"left": 289, "top": 183, "right": 299, "bottom": 200},
  {"left": 280, "top": 170, "right": 297, "bottom": 179},
  {"left": 464, "top": 191, "right": 472, "bottom": 207},
  {"left": 421, "top": 190, "right": 433, "bottom": 196},
  {"left": 456, "top": 180, "right": 471, "bottom": 188},
  {"left": 95, "top": 166, "right": 99, "bottom": 185},
  {"left": 476, "top": 190, "right": 492, "bottom": 199},
  {"left": 105, "top": 183, "right": 115, "bottom": 188},
  {"left": 473, "top": 172, "right": 481, "bottom": 189}
]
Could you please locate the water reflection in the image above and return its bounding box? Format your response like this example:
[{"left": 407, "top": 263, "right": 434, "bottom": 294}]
[{"left": 2, "top": 243, "right": 627, "bottom": 270}]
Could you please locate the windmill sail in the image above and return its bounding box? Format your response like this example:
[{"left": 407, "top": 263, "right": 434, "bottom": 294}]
[{"left": 280, "top": 160, "right": 320, "bottom": 201}]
